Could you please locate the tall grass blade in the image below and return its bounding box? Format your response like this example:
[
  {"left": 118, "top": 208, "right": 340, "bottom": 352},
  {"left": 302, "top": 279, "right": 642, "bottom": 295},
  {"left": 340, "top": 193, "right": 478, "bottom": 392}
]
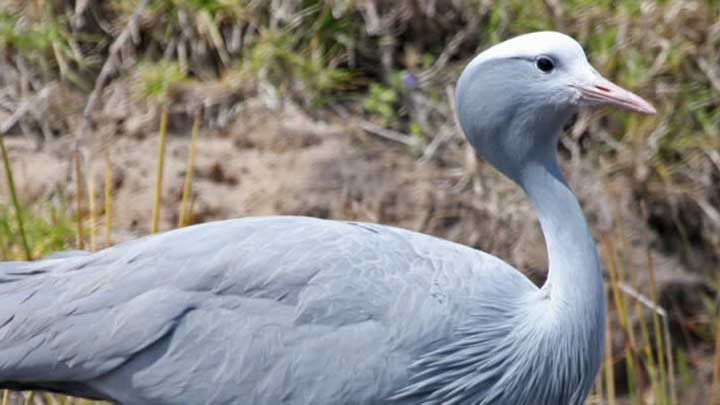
[
  {"left": 2, "top": 389, "right": 8, "bottom": 405},
  {"left": 712, "top": 311, "right": 720, "bottom": 405},
  {"left": 0, "top": 226, "right": 6, "bottom": 261},
  {"left": 602, "top": 233, "right": 640, "bottom": 403},
  {"left": 604, "top": 291, "right": 616, "bottom": 405},
  {"left": 0, "top": 135, "right": 31, "bottom": 260},
  {"left": 640, "top": 202, "right": 669, "bottom": 404},
  {"left": 104, "top": 150, "right": 112, "bottom": 248},
  {"left": 601, "top": 233, "right": 638, "bottom": 403},
  {"left": 636, "top": 287, "right": 660, "bottom": 399},
  {"left": 179, "top": 109, "right": 200, "bottom": 227},
  {"left": 662, "top": 307, "right": 676, "bottom": 405},
  {"left": 624, "top": 231, "right": 659, "bottom": 399},
  {"left": 592, "top": 363, "right": 604, "bottom": 405},
  {"left": 74, "top": 149, "right": 85, "bottom": 250},
  {"left": 618, "top": 283, "right": 676, "bottom": 405},
  {"left": 188, "top": 195, "right": 196, "bottom": 225},
  {"left": 87, "top": 160, "right": 97, "bottom": 252},
  {"left": 151, "top": 106, "right": 169, "bottom": 234},
  {"left": 606, "top": 193, "right": 644, "bottom": 404},
  {"left": 23, "top": 391, "right": 33, "bottom": 405}
]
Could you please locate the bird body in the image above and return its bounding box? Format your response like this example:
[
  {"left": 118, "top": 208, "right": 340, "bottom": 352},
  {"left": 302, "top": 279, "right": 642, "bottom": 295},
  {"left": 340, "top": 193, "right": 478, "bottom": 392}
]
[
  {"left": 0, "top": 32, "right": 655, "bottom": 404},
  {"left": 2, "top": 217, "right": 589, "bottom": 404}
]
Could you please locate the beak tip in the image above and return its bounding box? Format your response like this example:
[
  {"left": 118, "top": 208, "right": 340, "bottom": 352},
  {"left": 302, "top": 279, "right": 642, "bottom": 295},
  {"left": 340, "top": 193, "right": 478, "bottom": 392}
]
[
  {"left": 640, "top": 102, "right": 657, "bottom": 115},
  {"left": 580, "top": 79, "right": 658, "bottom": 116}
]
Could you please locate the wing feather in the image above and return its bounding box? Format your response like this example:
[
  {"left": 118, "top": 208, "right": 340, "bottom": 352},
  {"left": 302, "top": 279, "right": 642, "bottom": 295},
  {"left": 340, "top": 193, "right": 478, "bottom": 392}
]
[{"left": 0, "top": 216, "right": 527, "bottom": 403}]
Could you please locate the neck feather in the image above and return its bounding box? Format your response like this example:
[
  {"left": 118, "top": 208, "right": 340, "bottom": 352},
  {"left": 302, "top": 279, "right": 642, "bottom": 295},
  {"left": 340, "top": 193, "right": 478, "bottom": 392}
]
[
  {"left": 487, "top": 106, "right": 605, "bottom": 307},
  {"left": 395, "top": 122, "right": 606, "bottom": 403},
  {"left": 519, "top": 158, "right": 604, "bottom": 305},
  {"left": 517, "top": 154, "right": 606, "bottom": 401}
]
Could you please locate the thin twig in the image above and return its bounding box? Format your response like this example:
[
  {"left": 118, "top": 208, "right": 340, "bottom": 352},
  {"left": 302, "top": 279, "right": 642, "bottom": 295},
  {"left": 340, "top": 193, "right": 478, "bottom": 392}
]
[
  {"left": 0, "top": 86, "right": 53, "bottom": 138},
  {"left": 82, "top": 0, "right": 149, "bottom": 122},
  {"left": 697, "top": 57, "right": 720, "bottom": 96},
  {"left": 617, "top": 282, "right": 676, "bottom": 405},
  {"left": 419, "top": 13, "right": 481, "bottom": 83},
  {"left": 0, "top": 101, "right": 31, "bottom": 134},
  {"left": 357, "top": 120, "right": 420, "bottom": 147},
  {"left": 421, "top": 85, "right": 459, "bottom": 162}
]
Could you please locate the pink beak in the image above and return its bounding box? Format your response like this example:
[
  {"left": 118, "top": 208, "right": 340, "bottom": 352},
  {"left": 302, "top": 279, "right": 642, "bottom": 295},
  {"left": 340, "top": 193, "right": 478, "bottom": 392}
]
[{"left": 574, "top": 76, "right": 656, "bottom": 115}]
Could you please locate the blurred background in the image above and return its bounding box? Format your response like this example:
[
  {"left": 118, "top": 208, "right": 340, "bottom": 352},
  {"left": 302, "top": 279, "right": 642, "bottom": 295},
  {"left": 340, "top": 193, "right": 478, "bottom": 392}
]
[{"left": 0, "top": 0, "right": 718, "bottom": 404}]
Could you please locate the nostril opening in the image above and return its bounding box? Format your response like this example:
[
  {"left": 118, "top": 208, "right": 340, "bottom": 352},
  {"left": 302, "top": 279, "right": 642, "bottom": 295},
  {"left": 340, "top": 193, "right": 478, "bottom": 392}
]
[{"left": 594, "top": 85, "right": 610, "bottom": 93}]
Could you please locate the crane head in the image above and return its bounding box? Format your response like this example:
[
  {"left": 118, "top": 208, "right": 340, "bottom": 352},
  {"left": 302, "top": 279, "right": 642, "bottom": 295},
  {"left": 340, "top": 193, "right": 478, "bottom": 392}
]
[{"left": 455, "top": 31, "right": 655, "bottom": 182}]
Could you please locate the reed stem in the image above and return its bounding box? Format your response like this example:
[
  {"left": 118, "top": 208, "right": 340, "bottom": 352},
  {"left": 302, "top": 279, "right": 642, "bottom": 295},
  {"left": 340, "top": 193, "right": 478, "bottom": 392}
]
[
  {"left": 0, "top": 135, "right": 31, "bottom": 260},
  {"left": 179, "top": 109, "right": 200, "bottom": 227},
  {"left": 604, "top": 289, "right": 616, "bottom": 405},
  {"left": 104, "top": 150, "right": 112, "bottom": 248},
  {"left": 151, "top": 106, "right": 169, "bottom": 234},
  {"left": 23, "top": 391, "right": 33, "bottom": 405},
  {"left": 640, "top": 203, "right": 668, "bottom": 404},
  {"left": 87, "top": 160, "right": 97, "bottom": 252},
  {"left": 712, "top": 308, "right": 720, "bottom": 405},
  {"left": 74, "top": 149, "right": 85, "bottom": 250}
]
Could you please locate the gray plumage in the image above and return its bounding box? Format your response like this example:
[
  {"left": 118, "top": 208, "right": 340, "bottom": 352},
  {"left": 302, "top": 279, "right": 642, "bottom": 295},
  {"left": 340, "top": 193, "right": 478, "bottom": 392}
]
[{"left": 0, "top": 32, "right": 655, "bottom": 404}]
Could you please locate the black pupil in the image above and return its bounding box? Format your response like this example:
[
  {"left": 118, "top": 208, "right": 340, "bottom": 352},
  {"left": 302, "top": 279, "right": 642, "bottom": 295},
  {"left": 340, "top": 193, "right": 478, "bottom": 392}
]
[{"left": 536, "top": 57, "right": 554, "bottom": 72}]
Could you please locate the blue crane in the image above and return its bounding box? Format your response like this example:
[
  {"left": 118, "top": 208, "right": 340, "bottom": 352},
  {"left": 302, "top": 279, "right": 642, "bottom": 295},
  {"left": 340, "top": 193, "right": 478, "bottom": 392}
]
[{"left": 0, "top": 31, "right": 655, "bottom": 404}]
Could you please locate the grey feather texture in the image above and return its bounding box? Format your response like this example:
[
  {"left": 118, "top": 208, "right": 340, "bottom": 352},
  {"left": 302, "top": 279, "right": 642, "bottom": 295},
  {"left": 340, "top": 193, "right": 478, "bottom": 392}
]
[
  {"left": 0, "top": 31, "right": 655, "bottom": 404},
  {"left": 1, "top": 218, "right": 530, "bottom": 403}
]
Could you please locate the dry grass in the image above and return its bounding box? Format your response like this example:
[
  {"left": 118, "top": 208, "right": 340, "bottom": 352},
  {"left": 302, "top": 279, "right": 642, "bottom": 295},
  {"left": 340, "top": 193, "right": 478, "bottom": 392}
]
[{"left": 0, "top": 134, "right": 30, "bottom": 260}]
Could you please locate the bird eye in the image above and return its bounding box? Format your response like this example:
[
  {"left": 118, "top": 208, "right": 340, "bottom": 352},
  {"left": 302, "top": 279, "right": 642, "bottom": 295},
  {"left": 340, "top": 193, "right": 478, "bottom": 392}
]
[{"left": 536, "top": 57, "right": 555, "bottom": 73}]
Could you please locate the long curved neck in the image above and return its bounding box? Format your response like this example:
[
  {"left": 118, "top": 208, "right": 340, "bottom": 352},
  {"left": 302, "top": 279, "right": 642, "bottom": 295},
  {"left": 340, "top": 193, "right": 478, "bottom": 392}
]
[
  {"left": 519, "top": 158, "right": 604, "bottom": 305},
  {"left": 456, "top": 73, "right": 605, "bottom": 308},
  {"left": 476, "top": 104, "right": 606, "bottom": 307}
]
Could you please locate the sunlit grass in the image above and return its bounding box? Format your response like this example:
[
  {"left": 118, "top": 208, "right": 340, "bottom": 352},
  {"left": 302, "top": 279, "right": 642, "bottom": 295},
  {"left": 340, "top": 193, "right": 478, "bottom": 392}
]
[
  {"left": 0, "top": 135, "right": 31, "bottom": 260},
  {"left": 0, "top": 203, "right": 75, "bottom": 261},
  {"left": 131, "top": 61, "right": 186, "bottom": 234}
]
